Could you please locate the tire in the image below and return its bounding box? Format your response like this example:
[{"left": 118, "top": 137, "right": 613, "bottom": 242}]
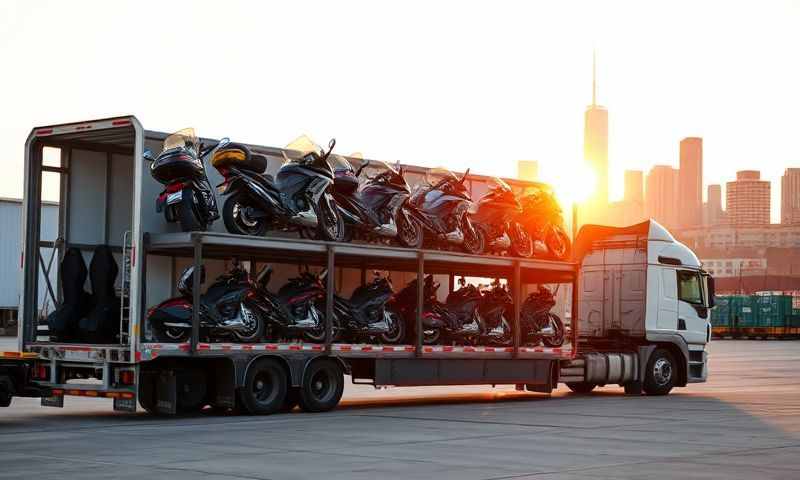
[
  {"left": 396, "top": 210, "right": 423, "bottom": 248},
  {"left": 238, "top": 358, "right": 288, "bottom": 415},
  {"left": 298, "top": 359, "right": 344, "bottom": 413},
  {"left": 542, "top": 313, "right": 565, "bottom": 347},
  {"left": 153, "top": 325, "right": 190, "bottom": 343},
  {"left": 315, "top": 193, "right": 345, "bottom": 242},
  {"left": 178, "top": 188, "right": 205, "bottom": 232},
  {"left": 566, "top": 382, "right": 596, "bottom": 394},
  {"left": 545, "top": 225, "right": 571, "bottom": 260},
  {"left": 223, "top": 192, "right": 269, "bottom": 237},
  {"left": 379, "top": 309, "right": 406, "bottom": 344},
  {"left": 643, "top": 348, "right": 676, "bottom": 396},
  {"left": 231, "top": 306, "right": 265, "bottom": 343},
  {"left": 461, "top": 217, "right": 485, "bottom": 255},
  {"left": 510, "top": 223, "right": 534, "bottom": 258}
]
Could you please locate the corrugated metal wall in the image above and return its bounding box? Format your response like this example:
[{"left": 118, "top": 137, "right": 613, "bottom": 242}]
[{"left": 0, "top": 199, "right": 59, "bottom": 309}]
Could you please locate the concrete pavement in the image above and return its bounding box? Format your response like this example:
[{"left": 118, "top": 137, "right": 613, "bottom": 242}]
[{"left": 1, "top": 340, "right": 799, "bottom": 479}]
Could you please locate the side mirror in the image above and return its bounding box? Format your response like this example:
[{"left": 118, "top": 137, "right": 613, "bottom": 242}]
[
  {"left": 707, "top": 276, "right": 716, "bottom": 308},
  {"left": 217, "top": 137, "right": 231, "bottom": 149},
  {"left": 328, "top": 138, "right": 336, "bottom": 152},
  {"left": 143, "top": 149, "right": 156, "bottom": 162}
]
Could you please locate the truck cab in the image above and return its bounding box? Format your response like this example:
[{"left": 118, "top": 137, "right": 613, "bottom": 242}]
[{"left": 574, "top": 220, "right": 713, "bottom": 393}]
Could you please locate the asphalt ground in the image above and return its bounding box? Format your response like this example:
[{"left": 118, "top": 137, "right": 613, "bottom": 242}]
[{"left": 1, "top": 339, "right": 798, "bottom": 479}]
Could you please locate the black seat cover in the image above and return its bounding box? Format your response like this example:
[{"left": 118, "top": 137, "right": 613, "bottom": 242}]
[
  {"left": 47, "top": 248, "right": 93, "bottom": 342},
  {"left": 80, "top": 245, "right": 120, "bottom": 343}
]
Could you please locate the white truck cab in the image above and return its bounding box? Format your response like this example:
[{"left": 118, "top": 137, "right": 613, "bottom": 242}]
[{"left": 573, "top": 220, "right": 714, "bottom": 394}]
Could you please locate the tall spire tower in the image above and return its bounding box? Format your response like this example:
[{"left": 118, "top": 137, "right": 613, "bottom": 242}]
[{"left": 583, "top": 49, "right": 609, "bottom": 223}]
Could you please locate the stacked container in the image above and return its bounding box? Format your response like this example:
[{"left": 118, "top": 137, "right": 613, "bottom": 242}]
[{"left": 753, "top": 294, "right": 792, "bottom": 328}]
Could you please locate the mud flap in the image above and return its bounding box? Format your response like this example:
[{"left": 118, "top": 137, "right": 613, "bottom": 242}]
[
  {"left": 156, "top": 370, "right": 177, "bottom": 415},
  {"left": 213, "top": 363, "right": 236, "bottom": 408},
  {"left": 526, "top": 360, "right": 557, "bottom": 394}
]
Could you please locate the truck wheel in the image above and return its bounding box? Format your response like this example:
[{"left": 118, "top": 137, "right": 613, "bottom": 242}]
[
  {"left": 299, "top": 359, "right": 344, "bottom": 413},
  {"left": 239, "top": 358, "right": 287, "bottom": 415},
  {"left": 565, "top": 382, "right": 596, "bottom": 394},
  {"left": 643, "top": 348, "right": 676, "bottom": 396}
]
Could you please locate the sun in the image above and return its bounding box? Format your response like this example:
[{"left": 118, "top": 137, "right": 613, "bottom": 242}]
[{"left": 539, "top": 162, "right": 596, "bottom": 208}]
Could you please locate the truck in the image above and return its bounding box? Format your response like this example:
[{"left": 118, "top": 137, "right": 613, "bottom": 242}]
[{"left": 0, "top": 116, "right": 715, "bottom": 414}]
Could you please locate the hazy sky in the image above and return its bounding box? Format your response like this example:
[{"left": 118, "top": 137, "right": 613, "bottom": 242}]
[{"left": 2, "top": 1, "right": 798, "bottom": 221}]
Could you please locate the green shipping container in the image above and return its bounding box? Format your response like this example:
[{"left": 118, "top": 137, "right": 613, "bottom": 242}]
[
  {"left": 730, "top": 295, "right": 757, "bottom": 328},
  {"left": 753, "top": 294, "right": 792, "bottom": 327},
  {"left": 711, "top": 296, "right": 731, "bottom": 327}
]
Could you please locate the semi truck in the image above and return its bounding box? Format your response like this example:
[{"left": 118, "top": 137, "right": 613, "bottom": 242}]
[{"left": 0, "top": 116, "right": 714, "bottom": 414}]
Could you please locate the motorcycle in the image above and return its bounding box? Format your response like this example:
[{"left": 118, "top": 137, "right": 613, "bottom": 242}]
[
  {"left": 145, "top": 128, "right": 228, "bottom": 232},
  {"left": 215, "top": 135, "right": 345, "bottom": 241},
  {"left": 475, "top": 280, "right": 514, "bottom": 346},
  {"left": 332, "top": 273, "right": 405, "bottom": 343},
  {"left": 388, "top": 274, "right": 448, "bottom": 344},
  {"left": 520, "top": 285, "right": 565, "bottom": 347},
  {"left": 517, "top": 184, "right": 571, "bottom": 260},
  {"left": 255, "top": 267, "right": 340, "bottom": 342},
  {"left": 146, "top": 263, "right": 265, "bottom": 343},
  {"left": 470, "top": 177, "right": 533, "bottom": 258},
  {"left": 331, "top": 156, "right": 423, "bottom": 248},
  {"left": 408, "top": 168, "right": 484, "bottom": 254},
  {"left": 440, "top": 278, "right": 513, "bottom": 346}
]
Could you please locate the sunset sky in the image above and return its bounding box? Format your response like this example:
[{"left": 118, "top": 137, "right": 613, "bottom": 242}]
[{"left": 1, "top": 1, "right": 798, "bottom": 222}]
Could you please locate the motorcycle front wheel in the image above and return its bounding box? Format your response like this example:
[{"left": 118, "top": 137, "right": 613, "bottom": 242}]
[
  {"left": 153, "top": 325, "right": 190, "bottom": 343},
  {"left": 223, "top": 192, "right": 269, "bottom": 237},
  {"left": 231, "top": 307, "right": 266, "bottom": 343},
  {"left": 510, "top": 223, "right": 534, "bottom": 258},
  {"left": 378, "top": 309, "right": 406, "bottom": 344},
  {"left": 545, "top": 225, "right": 571, "bottom": 260},
  {"left": 315, "top": 193, "right": 345, "bottom": 242},
  {"left": 461, "top": 217, "right": 485, "bottom": 255},
  {"left": 178, "top": 188, "right": 205, "bottom": 232},
  {"left": 396, "top": 210, "right": 423, "bottom": 248},
  {"left": 542, "top": 313, "right": 565, "bottom": 347}
]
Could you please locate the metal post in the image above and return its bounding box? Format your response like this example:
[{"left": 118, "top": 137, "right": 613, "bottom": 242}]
[
  {"left": 325, "top": 245, "right": 335, "bottom": 354},
  {"left": 572, "top": 202, "right": 579, "bottom": 245},
  {"left": 415, "top": 251, "right": 424, "bottom": 356},
  {"left": 191, "top": 235, "right": 202, "bottom": 354},
  {"left": 513, "top": 260, "right": 521, "bottom": 358},
  {"left": 571, "top": 269, "right": 580, "bottom": 358}
]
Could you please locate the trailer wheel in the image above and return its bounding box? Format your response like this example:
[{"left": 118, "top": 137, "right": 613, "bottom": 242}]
[
  {"left": 299, "top": 359, "right": 344, "bottom": 413},
  {"left": 239, "top": 358, "right": 287, "bottom": 415},
  {"left": 643, "top": 348, "right": 676, "bottom": 396},
  {"left": 565, "top": 382, "right": 596, "bottom": 394}
]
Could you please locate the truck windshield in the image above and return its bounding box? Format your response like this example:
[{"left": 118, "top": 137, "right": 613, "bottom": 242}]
[{"left": 677, "top": 270, "right": 703, "bottom": 304}]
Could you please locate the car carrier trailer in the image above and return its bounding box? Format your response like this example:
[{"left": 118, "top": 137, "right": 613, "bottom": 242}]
[{"left": 4, "top": 115, "right": 713, "bottom": 414}]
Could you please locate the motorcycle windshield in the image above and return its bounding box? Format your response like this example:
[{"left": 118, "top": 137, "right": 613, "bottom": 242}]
[
  {"left": 163, "top": 128, "right": 198, "bottom": 153},
  {"left": 488, "top": 177, "right": 512, "bottom": 193},
  {"left": 283, "top": 135, "right": 325, "bottom": 165},
  {"left": 330, "top": 154, "right": 355, "bottom": 174},
  {"left": 425, "top": 167, "right": 459, "bottom": 187}
]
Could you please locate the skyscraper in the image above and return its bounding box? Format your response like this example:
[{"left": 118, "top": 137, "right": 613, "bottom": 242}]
[
  {"left": 517, "top": 160, "right": 539, "bottom": 182},
  {"left": 706, "top": 184, "right": 724, "bottom": 225},
  {"left": 781, "top": 168, "right": 800, "bottom": 224},
  {"left": 624, "top": 170, "right": 644, "bottom": 204},
  {"left": 583, "top": 51, "right": 609, "bottom": 222},
  {"left": 678, "top": 137, "right": 703, "bottom": 228},
  {"left": 645, "top": 165, "right": 679, "bottom": 228},
  {"left": 726, "top": 170, "right": 770, "bottom": 225}
]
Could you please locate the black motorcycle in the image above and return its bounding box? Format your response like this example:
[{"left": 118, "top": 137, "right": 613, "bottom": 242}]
[
  {"left": 471, "top": 178, "right": 533, "bottom": 258},
  {"left": 407, "top": 168, "right": 484, "bottom": 254},
  {"left": 331, "top": 157, "right": 423, "bottom": 248},
  {"left": 255, "top": 267, "right": 340, "bottom": 342},
  {"left": 476, "top": 280, "right": 514, "bottom": 346},
  {"left": 146, "top": 263, "right": 265, "bottom": 343},
  {"left": 521, "top": 285, "right": 565, "bottom": 347},
  {"left": 146, "top": 128, "right": 228, "bottom": 232},
  {"left": 215, "top": 135, "right": 345, "bottom": 241},
  {"left": 388, "top": 274, "right": 448, "bottom": 344},
  {"left": 333, "top": 274, "right": 405, "bottom": 343}
]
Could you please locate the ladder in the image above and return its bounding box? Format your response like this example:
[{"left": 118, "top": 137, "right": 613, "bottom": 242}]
[{"left": 119, "top": 231, "right": 132, "bottom": 344}]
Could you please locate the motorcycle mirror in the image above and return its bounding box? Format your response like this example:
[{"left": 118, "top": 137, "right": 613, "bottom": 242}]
[
  {"left": 461, "top": 168, "right": 470, "bottom": 183},
  {"left": 217, "top": 137, "right": 231, "bottom": 149},
  {"left": 143, "top": 149, "right": 156, "bottom": 162}
]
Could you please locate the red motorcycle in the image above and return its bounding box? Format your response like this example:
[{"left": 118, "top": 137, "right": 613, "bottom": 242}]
[{"left": 517, "top": 184, "right": 571, "bottom": 260}]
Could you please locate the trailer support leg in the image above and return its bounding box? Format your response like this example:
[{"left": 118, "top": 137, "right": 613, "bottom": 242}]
[
  {"left": 325, "top": 245, "right": 335, "bottom": 354},
  {"left": 191, "top": 234, "right": 202, "bottom": 354},
  {"left": 415, "top": 251, "right": 424, "bottom": 357}
]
